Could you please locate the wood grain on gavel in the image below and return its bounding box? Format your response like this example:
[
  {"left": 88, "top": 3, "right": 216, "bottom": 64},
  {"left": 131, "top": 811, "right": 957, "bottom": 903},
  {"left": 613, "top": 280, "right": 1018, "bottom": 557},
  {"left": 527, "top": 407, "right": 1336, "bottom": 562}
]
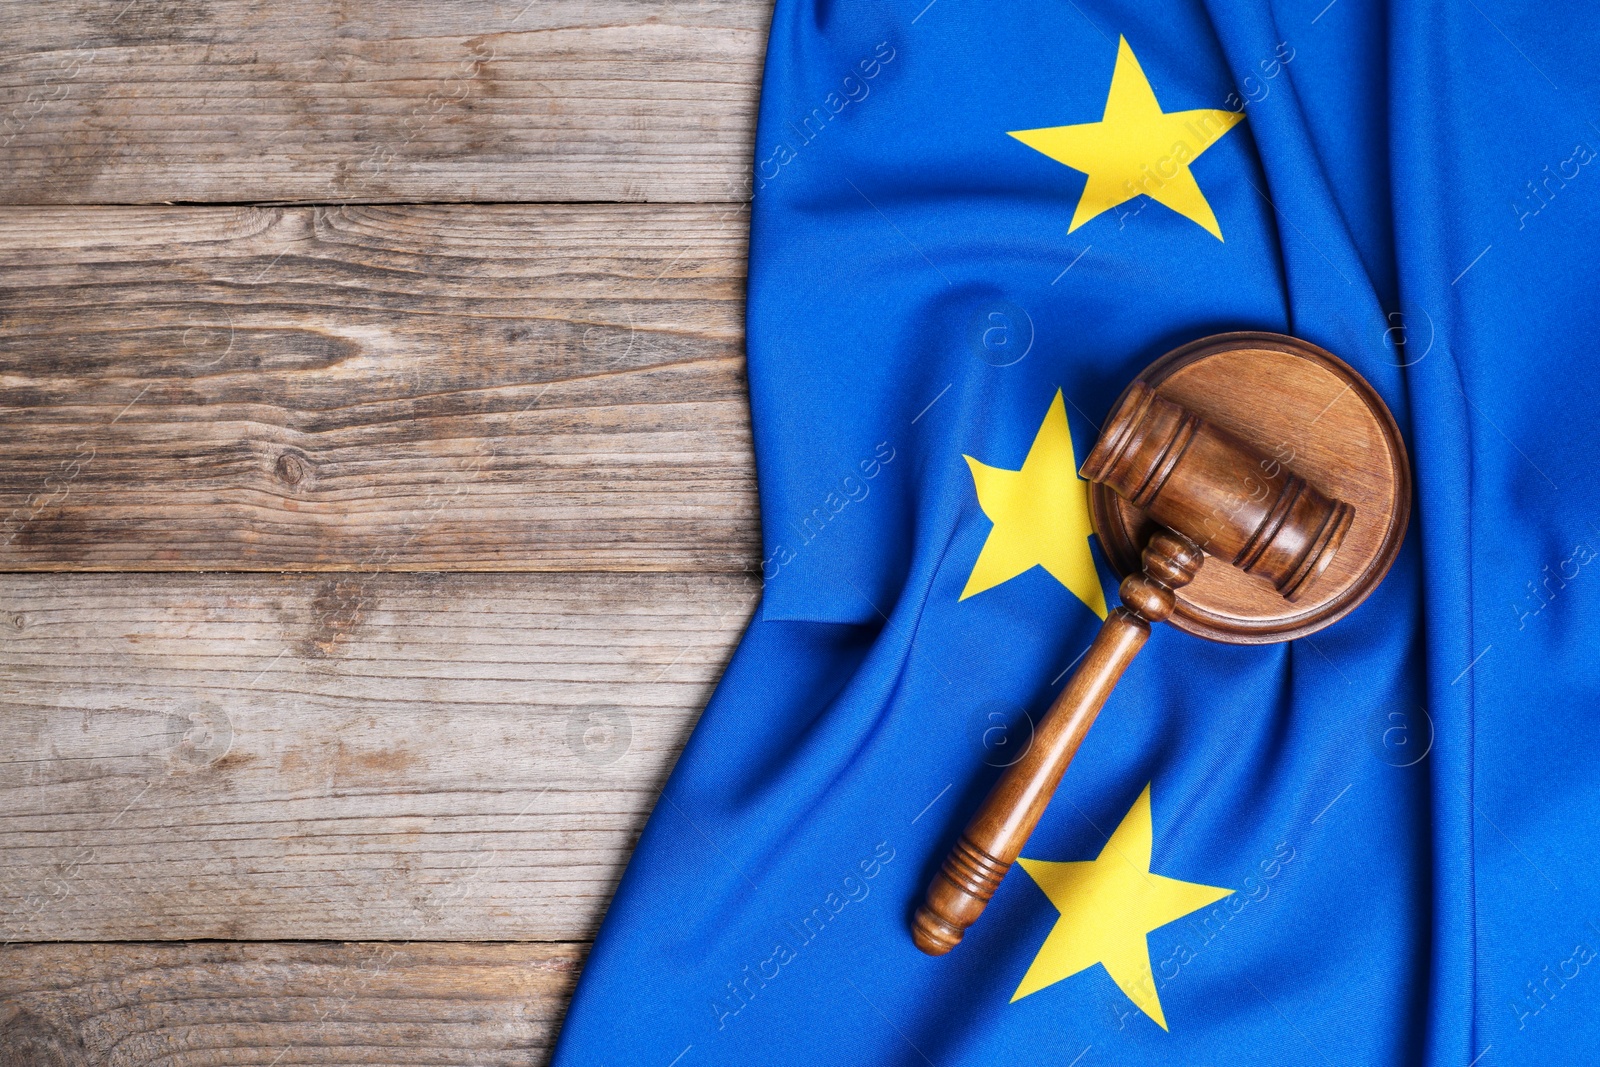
[{"left": 912, "top": 381, "right": 1356, "bottom": 956}]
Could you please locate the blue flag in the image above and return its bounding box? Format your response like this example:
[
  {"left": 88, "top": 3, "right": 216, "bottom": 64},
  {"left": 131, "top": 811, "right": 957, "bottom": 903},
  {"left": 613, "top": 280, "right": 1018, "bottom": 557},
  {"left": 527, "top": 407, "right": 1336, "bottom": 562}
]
[{"left": 553, "top": 1, "right": 1600, "bottom": 1063}]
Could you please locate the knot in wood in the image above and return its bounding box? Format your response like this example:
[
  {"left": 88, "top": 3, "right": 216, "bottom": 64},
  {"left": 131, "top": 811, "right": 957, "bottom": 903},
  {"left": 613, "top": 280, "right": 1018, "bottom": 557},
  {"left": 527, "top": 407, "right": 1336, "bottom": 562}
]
[{"left": 274, "top": 450, "right": 313, "bottom": 487}]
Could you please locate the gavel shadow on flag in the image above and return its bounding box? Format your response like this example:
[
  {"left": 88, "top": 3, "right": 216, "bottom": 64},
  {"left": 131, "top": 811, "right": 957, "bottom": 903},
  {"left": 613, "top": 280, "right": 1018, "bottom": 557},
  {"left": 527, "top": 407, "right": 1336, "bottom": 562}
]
[{"left": 913, "top": 331, "right": 1411, "bottom": 956}]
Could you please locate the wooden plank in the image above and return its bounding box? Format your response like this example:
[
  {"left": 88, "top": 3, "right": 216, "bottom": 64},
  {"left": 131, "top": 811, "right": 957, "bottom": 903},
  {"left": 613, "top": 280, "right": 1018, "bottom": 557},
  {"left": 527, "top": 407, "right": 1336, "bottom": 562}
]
[
  {"left": 0, "top": 570, "right": 756, "bottom": 942},
  {"left": 0, "top": 941, "right": 582, "bottom": 1066},
  {"left": 0, "top": 204, "right": 758, "bottom": 571},
  {"left": 0, "top": 0, "right": 768, "bottom": 205}
]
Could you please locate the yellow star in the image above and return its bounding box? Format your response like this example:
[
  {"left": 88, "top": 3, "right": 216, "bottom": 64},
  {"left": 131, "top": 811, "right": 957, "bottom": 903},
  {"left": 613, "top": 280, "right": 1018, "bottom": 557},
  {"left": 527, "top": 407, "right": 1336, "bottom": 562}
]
[
  {"left": 961, "top": 389, "right": 1106, "bottom": 618},
  {"left": 1009, "top": 36, "right": 1245, "bottom": 240},
  {"left": 1013, "top": 784, "right": 1233, "bottom": 1029}
]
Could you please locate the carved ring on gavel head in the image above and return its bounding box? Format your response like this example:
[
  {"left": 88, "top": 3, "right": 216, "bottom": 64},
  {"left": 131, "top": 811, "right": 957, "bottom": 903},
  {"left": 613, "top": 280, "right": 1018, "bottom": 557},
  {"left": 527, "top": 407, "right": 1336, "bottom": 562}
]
[{"left": 912, "top": 332, "right": 1410, "bottom": 957}]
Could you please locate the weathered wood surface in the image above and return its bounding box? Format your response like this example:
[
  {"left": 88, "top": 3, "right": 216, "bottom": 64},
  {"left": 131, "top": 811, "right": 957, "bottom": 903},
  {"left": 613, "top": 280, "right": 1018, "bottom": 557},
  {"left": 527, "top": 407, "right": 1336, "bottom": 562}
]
[
  {"left": 0, "top": 571, "right": 756, "bottom": 943},
  {"left": 1, "top": 4, "right": 773, "bottom": 1060},
  {"left": 0, "top": 0, "right": 768, "bottom": 205},
  {"left": 0, "top": 941, "right": 582, "bottom": 1066},
  {"left": 0, "top": 204, "right": 759, "bottom": 571}
]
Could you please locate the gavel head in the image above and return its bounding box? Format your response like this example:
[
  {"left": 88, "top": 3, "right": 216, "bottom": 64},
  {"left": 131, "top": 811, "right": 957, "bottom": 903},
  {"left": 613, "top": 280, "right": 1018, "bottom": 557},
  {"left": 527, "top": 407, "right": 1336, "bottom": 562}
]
[{"left": 1079, "top": 381, "right": 1354, "bottom": 602}]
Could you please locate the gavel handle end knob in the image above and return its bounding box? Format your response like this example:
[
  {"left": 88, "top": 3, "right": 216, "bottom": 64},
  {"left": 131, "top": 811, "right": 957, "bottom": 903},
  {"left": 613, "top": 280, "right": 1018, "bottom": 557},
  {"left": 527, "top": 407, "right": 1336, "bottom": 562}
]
[
  {"left": 911, "top": 836, "right": 1009, "bottom": 956},
  {"left": 910, "top": 905, "right": 962, "bottom": 956}
]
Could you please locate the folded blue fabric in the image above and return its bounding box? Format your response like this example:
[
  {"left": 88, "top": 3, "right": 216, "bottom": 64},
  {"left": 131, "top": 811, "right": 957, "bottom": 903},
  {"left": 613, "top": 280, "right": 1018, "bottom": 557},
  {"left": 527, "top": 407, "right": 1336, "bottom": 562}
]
[{"left": 554, "top": 1, "right": 1600, "bottom": 1063}]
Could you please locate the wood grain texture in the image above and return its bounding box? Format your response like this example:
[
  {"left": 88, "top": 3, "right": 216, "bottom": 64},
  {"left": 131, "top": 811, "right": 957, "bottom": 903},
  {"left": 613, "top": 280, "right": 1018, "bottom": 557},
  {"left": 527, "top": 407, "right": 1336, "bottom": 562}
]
[
  {"left": 0, "top": 571, "right": 757, "bottom": 942},
  {"left": 0, "top": 0, "right": 768, "bottom": 205},
  {"left": 1089, "top": 332, "right": 1411, "bottom": 643},
  {"left": 0, "top": 941, "right": 582, "bottom": 1066},
  {"left": 0, "top": 203, "right": 759, "bottom": 571}
]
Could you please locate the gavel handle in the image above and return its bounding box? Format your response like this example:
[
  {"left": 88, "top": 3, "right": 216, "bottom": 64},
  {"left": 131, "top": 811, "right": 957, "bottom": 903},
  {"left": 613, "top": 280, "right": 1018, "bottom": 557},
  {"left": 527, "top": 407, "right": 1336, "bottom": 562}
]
[{"left": 912, "top": 528, "right": 1203, "bottom": 956}]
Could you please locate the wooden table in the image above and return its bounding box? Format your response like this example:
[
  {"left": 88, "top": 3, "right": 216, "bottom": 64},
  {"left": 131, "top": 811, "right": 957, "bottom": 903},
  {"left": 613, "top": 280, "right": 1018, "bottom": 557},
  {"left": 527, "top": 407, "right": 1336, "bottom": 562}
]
[{"left": 0, "top": 3, "right": 767, "bottom": 1061}]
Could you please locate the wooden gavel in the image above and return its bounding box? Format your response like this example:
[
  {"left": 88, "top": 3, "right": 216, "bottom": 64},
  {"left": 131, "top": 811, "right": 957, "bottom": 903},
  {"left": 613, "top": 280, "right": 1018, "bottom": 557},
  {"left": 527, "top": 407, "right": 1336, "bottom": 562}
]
[{"left": 912, "top": 380, "right": 1355, "bottom": 955}]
